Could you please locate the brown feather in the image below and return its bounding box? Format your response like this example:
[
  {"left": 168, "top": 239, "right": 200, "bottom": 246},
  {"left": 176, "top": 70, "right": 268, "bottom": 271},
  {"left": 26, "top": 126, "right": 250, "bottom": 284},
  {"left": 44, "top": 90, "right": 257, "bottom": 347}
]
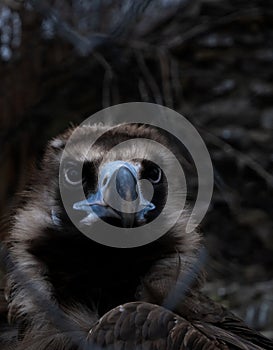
[{"left": 0, "top": 124, "right": 272, "bottom": 349}]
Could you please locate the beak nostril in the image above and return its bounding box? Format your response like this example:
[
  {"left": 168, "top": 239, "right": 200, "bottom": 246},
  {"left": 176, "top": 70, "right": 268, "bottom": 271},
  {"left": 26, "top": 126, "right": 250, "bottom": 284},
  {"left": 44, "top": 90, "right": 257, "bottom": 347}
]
[{"left": 102, "top": 176, "right": 108, "bottom": 186}]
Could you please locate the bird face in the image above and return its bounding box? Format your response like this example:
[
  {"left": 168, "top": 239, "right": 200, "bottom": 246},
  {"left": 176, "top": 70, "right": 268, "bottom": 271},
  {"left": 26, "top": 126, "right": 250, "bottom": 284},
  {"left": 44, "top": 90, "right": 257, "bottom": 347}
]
[
  {"left": 53, "top": 124, "right": 172, "bottom": 232},
  {"left": 64, "top": 158, "right": 166, "bottom": 228},
  {"left": 73, "top": 160, "right": 160, "bottom": 228}
]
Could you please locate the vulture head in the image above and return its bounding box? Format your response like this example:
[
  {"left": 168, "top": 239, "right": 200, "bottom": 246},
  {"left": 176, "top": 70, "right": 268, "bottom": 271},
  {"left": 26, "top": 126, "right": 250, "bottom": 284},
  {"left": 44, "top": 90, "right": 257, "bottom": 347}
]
[
  {"left": 52, "top": 123, "right": 171, "bottom": 231},
  {"left": 30, "top": 122, "right": 197, "bottom": 250}
]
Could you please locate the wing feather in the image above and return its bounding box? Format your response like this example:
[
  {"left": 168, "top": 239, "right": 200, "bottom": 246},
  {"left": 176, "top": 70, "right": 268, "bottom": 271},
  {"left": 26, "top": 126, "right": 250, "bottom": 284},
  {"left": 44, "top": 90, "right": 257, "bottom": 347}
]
[{"left": 88, "top": 302, "right": 230, "bottom": 350}]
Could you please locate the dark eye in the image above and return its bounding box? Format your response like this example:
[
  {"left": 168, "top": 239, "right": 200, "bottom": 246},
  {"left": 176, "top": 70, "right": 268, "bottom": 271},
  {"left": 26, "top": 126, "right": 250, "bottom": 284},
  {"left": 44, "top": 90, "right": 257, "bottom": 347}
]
[
  {"left": 64, "top": 166, "right": 82, "bottom": 186},
  {"left": 145, "top": 164, "right": 162, "bottom": 184}
]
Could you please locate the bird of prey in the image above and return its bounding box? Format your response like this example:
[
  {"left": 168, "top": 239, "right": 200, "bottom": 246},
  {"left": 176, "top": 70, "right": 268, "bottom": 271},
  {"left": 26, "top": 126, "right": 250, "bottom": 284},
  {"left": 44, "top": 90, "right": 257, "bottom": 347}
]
[{"left": 0, "top": 123, "right": 272, "bottom": 350}]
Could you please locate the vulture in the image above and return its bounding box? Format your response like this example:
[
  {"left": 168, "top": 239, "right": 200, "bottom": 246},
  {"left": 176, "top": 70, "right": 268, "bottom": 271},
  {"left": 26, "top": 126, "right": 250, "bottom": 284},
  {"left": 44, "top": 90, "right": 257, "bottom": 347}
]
[{"left": 0, "top": 123, "right": 272, "bottom": 350}]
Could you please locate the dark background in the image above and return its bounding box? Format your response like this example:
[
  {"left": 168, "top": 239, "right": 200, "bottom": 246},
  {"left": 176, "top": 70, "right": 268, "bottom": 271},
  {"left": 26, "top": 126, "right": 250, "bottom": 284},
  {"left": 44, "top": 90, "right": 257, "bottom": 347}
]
[{"left": 0, "top": 0, "right": 272, "bottom": 338}]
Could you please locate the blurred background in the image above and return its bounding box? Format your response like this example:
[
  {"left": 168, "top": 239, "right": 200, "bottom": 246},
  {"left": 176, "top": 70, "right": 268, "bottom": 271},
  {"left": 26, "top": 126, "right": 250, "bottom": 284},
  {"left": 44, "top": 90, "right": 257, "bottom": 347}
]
[{"left": 0, "top": 0, "right": 272, "bottom": 338}]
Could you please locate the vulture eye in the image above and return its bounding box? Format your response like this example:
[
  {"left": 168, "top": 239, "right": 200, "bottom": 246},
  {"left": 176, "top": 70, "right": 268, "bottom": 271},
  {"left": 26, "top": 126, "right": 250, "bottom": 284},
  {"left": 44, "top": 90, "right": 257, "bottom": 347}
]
[
  {"left": 64, "top": 165, "right": 82, "bottom": 186},
  {"left": 144, "top": 164, "right": 162, "bottom": 184}
]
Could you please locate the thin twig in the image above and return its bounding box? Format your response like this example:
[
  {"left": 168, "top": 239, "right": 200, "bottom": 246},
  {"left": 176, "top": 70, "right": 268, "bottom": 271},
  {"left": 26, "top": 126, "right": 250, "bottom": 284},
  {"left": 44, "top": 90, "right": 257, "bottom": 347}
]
[
  {"left": 200, "top": 128, "right": 273, "bottom": 189},
  {"left": 28, "top": 0, "right": 110, "bottom": 56},
  {"left": 158, "top": 48, "right": 173, "bottom": 108},
  {"left": 163, "top": 247, "right": 207, "bottom": 311},
  {"left": 93, "top": 53, "right": 115, "bottom": 108},
  {"left": 138, "top": 78, "right": 150, "bottom": 102},
  {"left": 166, "top": 8, "right": 272, "bottom": 50},
  {"left": 135, "top": 50, "right": 163, "bottom": 105}
]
